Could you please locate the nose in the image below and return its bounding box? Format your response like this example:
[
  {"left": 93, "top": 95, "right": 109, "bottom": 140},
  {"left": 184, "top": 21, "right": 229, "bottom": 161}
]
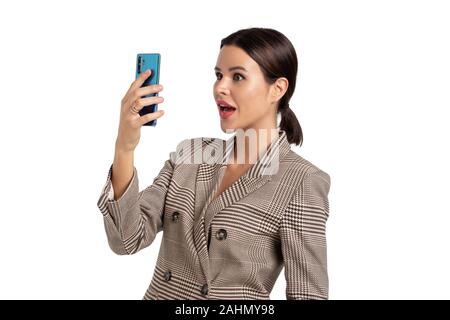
[
  {"left": 215, "top": 74, "right": 233, "bottom": 92},
  {"left": 214, "top": 82, "right": 230, "bottom": 97}
]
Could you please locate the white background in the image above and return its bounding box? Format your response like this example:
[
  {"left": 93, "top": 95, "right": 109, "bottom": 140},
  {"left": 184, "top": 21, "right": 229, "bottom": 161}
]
[{"left": 0, "top": 0, "right": 449, "bottom": 299}]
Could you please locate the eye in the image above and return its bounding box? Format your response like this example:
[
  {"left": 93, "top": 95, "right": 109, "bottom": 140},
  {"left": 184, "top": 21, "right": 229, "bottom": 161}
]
[
  {"left": 215, "top": 72, "right": 245, "bottom": 81},
  {"left": 233, "top": 73, "right": 245, "bottom": 81}
]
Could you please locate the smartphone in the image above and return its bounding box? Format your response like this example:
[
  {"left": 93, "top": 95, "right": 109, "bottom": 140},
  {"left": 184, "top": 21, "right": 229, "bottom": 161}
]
[{"left": 136, "top": 53, "right": 161, "bottom": 126}]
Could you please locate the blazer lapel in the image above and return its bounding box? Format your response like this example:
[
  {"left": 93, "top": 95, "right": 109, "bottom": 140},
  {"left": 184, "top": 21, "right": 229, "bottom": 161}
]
[
  {"left": 193, "top": 129, "right": 291, "bottom": 284},
  {"left": 193, "top": 137, "right": 233, "bottom": 223}
]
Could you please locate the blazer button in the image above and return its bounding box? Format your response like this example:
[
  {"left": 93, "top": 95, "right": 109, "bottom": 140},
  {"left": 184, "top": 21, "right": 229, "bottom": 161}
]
[
  {"left": 216, "top": 228, "right": 227, "bottom": 240},
  {"left": 172, "top": 211, "right": 179, "bottom": 222},
  {"left": 164, "top": 270, "right": 172, "bottom": 281},
  {"left": 200, "top": 284, "right": 208, "bottom": 296}
]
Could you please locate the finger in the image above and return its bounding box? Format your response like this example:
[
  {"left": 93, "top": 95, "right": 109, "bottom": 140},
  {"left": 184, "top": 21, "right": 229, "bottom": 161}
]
[
  {"left": 135, "top": 84, "right": 163, "bottom": 98},
  {"left": 126, "top": 69, "right": 152, "bottom": 96},
  {"left": 123, "top": 83, "right": 163, "bottom": 108},
  {"left": 131, "top": 96, "right": 164, "bottom": 113},
  {"left": 138, "top": 109, "right": 165, "bottom": 126}
]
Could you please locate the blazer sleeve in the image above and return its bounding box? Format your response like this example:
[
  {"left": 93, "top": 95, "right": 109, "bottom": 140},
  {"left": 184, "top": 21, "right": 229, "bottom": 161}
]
[
  {"left": 280, "top": 168, "right": 331, "bottom": 300},
  {"left": 96, "top": 150, "right": 177, "bottom": 255}
]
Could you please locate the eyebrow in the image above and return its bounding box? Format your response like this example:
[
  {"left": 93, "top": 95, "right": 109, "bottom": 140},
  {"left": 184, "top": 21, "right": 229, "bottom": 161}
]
[{"left": 214, "top": 66, "right": 248, "bottom": 72}]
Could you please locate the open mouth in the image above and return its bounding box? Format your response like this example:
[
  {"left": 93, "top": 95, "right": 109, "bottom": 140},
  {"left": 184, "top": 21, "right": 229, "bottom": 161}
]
[
  {"left": 216, "top": 99, "right": 237, "bottom": 119},
  {"left": 218, "top": 105, "right": 236, "bottom": 112},
  {"left": 217, "top": 103, "right": 236, "bottom": 119}
]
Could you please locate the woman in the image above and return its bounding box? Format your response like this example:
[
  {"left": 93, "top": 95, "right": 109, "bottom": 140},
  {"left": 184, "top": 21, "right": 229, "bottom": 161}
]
[{"left": 97, "top": 27, "right": 331, "bottom": 300}]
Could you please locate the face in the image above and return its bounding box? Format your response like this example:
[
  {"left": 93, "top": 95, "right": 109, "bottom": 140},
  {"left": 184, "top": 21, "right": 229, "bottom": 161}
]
[{"left": 213, "top": 45, "right": 288, "bottom": 133}]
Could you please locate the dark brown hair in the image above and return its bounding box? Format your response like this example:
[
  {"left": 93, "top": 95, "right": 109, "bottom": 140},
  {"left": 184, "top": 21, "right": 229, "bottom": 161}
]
[{"left": 220, "top": 27, "right": 303, "bottom": 146}]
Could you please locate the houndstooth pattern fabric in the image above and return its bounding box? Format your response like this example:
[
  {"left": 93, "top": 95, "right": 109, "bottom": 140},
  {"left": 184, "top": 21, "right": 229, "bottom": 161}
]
[{"left": 97, "top": 129, "right": 331, "bottom": 300}]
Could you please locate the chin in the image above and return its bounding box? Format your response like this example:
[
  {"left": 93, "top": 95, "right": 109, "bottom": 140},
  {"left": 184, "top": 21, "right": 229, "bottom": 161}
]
[{"left": 220, "top": 123, "right": 238, "bottom": 134}]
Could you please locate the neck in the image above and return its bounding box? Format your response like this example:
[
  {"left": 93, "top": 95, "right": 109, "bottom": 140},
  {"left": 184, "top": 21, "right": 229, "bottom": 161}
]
[{"left": 231, "top": 127, "right": 279, "bottom": 165}]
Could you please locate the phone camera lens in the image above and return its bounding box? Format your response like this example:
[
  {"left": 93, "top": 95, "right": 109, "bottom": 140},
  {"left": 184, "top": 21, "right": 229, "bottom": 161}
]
[{"left": 137, "top": 57, "right": 142, "bottom": 73}]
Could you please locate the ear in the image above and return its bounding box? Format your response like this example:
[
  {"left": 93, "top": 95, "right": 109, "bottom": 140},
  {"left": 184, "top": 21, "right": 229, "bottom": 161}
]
[{"left": 269, "top": 77, "right": 289, "bottom": 104}]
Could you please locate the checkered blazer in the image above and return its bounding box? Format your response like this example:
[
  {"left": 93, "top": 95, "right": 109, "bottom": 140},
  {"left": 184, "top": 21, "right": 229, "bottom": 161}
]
[{"left": 97, "top": 129, "right": 331, "bottom": 300}]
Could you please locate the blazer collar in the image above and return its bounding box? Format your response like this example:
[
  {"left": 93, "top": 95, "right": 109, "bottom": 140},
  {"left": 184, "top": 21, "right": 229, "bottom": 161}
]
[{"left": 220, "top": 128, "right": 291, "bottom": 177}]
